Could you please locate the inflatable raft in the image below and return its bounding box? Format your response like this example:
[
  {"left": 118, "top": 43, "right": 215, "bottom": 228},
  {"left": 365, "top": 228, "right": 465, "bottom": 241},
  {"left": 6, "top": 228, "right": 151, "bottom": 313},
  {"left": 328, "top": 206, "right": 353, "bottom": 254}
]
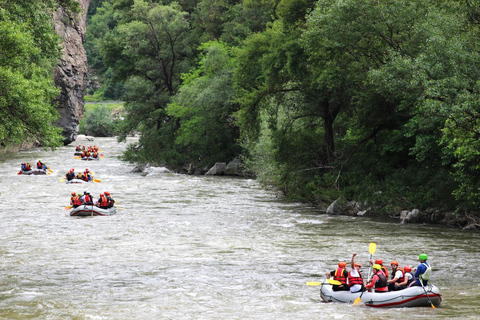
[
  {"left": 65, "top": 178, "right": 92, "bottom": 184},
  {"left": 320, "top": 283, "right": 442, "bottom": 308},
  {"left": 69, "top": 205, "right": 116, "bottom": 216},
  {"left": 80, "top": 156, "right": 100, "bottom": 161},
  {"left": 18, "top": 169, "right": 47, "bottom": 175}
]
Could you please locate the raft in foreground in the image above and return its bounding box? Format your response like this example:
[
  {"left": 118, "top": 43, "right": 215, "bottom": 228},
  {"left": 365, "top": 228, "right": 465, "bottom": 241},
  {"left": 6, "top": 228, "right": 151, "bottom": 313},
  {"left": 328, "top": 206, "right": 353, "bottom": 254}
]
[
  {"left": 320, "top": 283, "right": 442, "bottom": 308},
  {"left": 69, "top": 205, "right": 116, "bottom": 216}
]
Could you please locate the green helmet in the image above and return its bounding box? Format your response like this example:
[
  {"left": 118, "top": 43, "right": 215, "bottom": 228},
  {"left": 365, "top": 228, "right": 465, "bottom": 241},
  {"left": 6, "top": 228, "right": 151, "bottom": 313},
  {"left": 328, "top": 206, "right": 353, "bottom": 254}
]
[
  {"left": 372, "top": 264, "right": 381, "bottom": 270},
  {"left": 419, "top": 253, "right": 428, "bottom": 261}
]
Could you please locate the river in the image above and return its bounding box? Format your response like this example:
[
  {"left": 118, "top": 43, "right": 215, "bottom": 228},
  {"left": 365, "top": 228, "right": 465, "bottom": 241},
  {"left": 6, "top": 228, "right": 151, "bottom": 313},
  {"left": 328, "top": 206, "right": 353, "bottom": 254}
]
[{"left": 0, "top": 137, "right": 478, "bottom": 319}]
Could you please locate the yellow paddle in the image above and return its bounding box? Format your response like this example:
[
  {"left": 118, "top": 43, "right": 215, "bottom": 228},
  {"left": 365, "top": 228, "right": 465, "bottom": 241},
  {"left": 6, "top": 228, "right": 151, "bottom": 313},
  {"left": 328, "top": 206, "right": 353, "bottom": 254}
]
[
  {"left": 64, "top": 205, "right": 72, "bottom": 210},
  {"left": 46, "top": 167, "right": 53, "bottom": 173},
  {"left": 420, "top": 279, "right": 436, "bottom": 308},
  {"left": 60, "top": 179, "right": 66, "bottom": 182},
  {"left": 306, "top": 279, "right": 342, "bottom": 286},
  {"left": 93, "top": 179, "right": 101, "bottom": 183},
  {"left": 74, "top": 156, "right": 80, "bottom": 159},
  {"left": 353, "top": 243, "right": 376, "bottom": 305}
]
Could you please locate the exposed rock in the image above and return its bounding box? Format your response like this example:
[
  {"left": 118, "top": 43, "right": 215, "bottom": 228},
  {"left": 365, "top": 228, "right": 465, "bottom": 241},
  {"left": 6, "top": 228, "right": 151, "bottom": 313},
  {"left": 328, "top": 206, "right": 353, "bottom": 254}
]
[
  {"left": 326, "top": 200, "right": 342, "bottom": 215},
  {"left": 75, "top": 134, "right": 94, "bottom": 141},
  {"left": 225, "top": 158, "right": 241, "bottom": 175},
  {"left": 52, "top": 0, "right": 90, "bottom": 145},
  {"left": 206, "top": 162, "right": 227, "bottom": 176}
]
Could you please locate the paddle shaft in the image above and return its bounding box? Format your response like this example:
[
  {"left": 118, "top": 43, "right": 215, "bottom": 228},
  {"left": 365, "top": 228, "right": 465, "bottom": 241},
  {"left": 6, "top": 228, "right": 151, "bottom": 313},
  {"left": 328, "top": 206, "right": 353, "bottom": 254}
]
[{"left": 420, "top": 280, "right": 436, "bottom": 308}]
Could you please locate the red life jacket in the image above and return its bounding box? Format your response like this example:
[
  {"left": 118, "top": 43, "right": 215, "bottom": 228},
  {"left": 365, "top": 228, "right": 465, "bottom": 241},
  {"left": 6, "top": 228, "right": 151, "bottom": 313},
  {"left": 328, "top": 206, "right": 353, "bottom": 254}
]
[
  {"left": 374, "top": 271, "right": 388, "bottom": 292},
  {"left": 73, "top": 196, "right": 82, "bottom": 206},
  {"left": 381, "top": 265, "right": 389, "bottom": 278},
  {"left": 391, "top": 268, "right": 405, "bottom": 283},
  {"left": 99, "top": 194, "right": 108, "bottom": 207},
  {"left": 334, "top": 268, "right": 348, "bottom": 285},
  {"left": 348, "top": 271, "right": 363, "bottom": 287},
  {"left": 84, "top": 194, "right": 91, "bottom": 203}
]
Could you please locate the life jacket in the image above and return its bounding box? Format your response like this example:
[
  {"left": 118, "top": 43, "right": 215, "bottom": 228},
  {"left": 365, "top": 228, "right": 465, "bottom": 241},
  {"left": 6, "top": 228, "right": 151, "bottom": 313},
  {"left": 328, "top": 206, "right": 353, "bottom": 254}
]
[
  {"left": 66, "top": 172, "right": 75, "bottom": 180},
  {"left": 99, "top": 194, "right": 108, "bottom": 207},
  {"left": 73, "top": 196, "right": 82, "bottom": 206},
  {"left": 391, "top": 268, "right": 405, "bottom": 283},
  {"left": 381, "top": 265, "right": 389, "bottom": 278},
  {"left": 374, "top": 271, "right": 388, "bottom": 292},
  {"left": 84, "top": 194, "right": 92, "bottom": 204},
  {"left": 333, "top": 268, "right": 348, "bottom": 285},
  {"left": 37, "top": 161, "right": 43, "bottom": 169},
  {"left": 420, "top": 262, "right": 431, "bottom": 281},
  {"left": 348, "top": 271, "right": 364, "bottom": 287}
]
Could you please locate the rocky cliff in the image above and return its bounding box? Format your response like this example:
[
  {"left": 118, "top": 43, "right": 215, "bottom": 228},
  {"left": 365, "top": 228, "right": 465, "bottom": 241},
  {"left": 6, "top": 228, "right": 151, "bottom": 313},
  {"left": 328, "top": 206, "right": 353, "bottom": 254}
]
[{"left": 52, "top": 0, "right": 90, "bottom": 145}]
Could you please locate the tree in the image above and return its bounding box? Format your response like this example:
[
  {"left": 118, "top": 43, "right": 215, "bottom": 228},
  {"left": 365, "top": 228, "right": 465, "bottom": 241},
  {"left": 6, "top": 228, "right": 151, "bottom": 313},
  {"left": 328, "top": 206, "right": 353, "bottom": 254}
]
[
  {"left": 100, "top": 0, "right": 196, "bottom": 164},
  {"left": 167, "top": 41, "right": 240, "bottom": 166},
  {"left": 0, "top": 0, "right": 72, "bottom": 149}
]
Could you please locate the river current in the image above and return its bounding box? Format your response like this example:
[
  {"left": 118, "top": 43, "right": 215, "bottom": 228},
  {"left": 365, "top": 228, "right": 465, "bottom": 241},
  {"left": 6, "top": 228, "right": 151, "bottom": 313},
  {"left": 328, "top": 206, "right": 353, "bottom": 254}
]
[{"left": 0, "top": 137, "right": 478, "bottom": 319}]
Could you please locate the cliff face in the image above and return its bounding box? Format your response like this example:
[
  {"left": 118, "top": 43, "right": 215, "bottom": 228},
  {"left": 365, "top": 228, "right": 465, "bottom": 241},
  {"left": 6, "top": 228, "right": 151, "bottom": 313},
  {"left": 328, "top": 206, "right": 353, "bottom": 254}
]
[{"left": 52, "top": 0, "right": 90, "bottom": 145}]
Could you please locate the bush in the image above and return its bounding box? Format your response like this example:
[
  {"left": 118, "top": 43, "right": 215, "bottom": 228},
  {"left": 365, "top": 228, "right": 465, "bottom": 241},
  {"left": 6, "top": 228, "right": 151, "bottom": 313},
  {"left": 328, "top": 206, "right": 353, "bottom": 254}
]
[{"left": 79, "top": 104, "right": 122, "bottom": 136}]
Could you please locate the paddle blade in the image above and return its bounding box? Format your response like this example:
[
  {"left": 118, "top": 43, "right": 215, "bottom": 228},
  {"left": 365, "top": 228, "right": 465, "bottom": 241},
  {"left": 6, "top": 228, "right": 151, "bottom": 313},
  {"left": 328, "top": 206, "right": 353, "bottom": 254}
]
[
  {"left": 17, "top": 171, "right": 22, "bottom": 175},
  {"left": 369, "top": 243, "right": 377, "bottom": 254},
  {"left": 306, "top": 282, "right": 323, "bottom": 286},
  {"left": 431, "top": 303, "right": 436, "bottom": 309},
  {"left": 64, "top": 205, "right": 72, "bottom": 210},
  {"left": 353, "top": 297, "right": 362, "bottom": 305},
  {"left": 74, "top": 156, "right": 80, "bottom": 159},
  {"left": 327, "top": 279, "right": 342, "bottom": 285},
  {"left": 60, "top": 179, "right": 66, "bottom": 182},
  {"left": 47, "top": 167, "right": 53, "bottom": 173},
  {"left": 93, "top": 179, "right": 101, "bottom": 183}
]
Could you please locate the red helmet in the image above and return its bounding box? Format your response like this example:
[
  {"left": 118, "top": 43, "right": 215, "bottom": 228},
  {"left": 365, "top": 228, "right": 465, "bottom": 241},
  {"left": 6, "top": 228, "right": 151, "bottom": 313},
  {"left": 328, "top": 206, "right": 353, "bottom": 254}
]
[
  {"left": 104, "top": 191, "right": 110, "bottom": 196},
  {"left": 100, "top": 193, "right": 103, "bottom": 197},
  {"left": 375, "top": 259, "right": 383, "bottom": 265},
  {"left": 354, "top": 262, "right": 361, "bottom": 267},
  {"left": 404, "top": 265, "right": 412, "bottom": 273},
  {"left": 70, "top": 168, "right": 74, "bottom": 172},
  {"left": 85, "top": 168, "right": 89, "bottom": 172},
  {"left": 338, "top": 261, "right": 347, "bottom": 268},
  {"left": 71, "top": 192, "right": 76, "bottom": 196},
  {"left": 391, "top": 260, "right": 399, "bottom": 266}
]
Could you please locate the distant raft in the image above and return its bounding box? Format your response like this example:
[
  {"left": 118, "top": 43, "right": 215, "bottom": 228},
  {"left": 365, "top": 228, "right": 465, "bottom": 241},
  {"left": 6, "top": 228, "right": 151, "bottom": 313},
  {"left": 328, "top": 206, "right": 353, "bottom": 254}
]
[
  {"left": 69, "top": 205, "right": 116, "bottom": 217},
  {"left": 18, "top": 169, "right": 47, "bottom": 175},
  {"left": 80, "top": 156, "right": 100, "bottom": 161},
  {"left": 320, "top": 283, "right": 442, "bottom": 308},
  {"left": 65, "top": 178, "right": 92, "bottom": 184}
]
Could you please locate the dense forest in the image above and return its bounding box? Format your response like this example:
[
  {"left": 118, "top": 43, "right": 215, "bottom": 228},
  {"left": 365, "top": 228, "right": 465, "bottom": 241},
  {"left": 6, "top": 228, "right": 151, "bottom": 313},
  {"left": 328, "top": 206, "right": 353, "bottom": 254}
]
[{"left": 3, "top": 0, "right": 480, "bottom": 221}]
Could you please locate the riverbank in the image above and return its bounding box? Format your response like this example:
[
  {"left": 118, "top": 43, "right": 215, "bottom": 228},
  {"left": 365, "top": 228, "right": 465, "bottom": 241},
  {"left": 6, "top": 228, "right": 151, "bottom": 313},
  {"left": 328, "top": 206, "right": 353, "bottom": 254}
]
[{"left": 321, "top": 197, "right": 480, "bottom": 230}]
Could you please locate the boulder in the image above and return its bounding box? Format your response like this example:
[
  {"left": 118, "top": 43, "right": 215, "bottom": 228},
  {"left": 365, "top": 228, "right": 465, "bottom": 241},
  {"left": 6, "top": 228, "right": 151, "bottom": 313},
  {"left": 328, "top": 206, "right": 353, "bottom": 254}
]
[
  {"left": 326, "top": 200, "right": 342, "bottom": 215},
  {"left": 225, "top": 158, "right": 241, "bottom": 175},
  {"left": 206, "top": 162, "right": 227, "bottom": 176}
]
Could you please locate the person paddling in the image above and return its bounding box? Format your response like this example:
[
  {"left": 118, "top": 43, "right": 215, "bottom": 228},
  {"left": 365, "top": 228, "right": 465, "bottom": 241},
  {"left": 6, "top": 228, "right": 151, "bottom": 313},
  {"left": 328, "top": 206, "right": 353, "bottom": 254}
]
[
  {"left": 411, "top": 253, "right": 431, "bottom": 287},
  {"left": 395, "top": 265, "right": 414, "bottom": 289},
  {"left": 387, "top": 260, "right": 405, "bottom": 291},
  {"left": 365, "top": 264, "right": 388, "bottom": 292},
  {"left": 369, "top": 258, "right": 389, "bottom": 278},
  {"left": 348, "top": 253, "right": 364, "bottom": 293},
  {"left": 65, "top": 168, "right": 75, "bottom": 181},
  {"left": 326, "top": 261, "right": 349, "bottom": 291}
]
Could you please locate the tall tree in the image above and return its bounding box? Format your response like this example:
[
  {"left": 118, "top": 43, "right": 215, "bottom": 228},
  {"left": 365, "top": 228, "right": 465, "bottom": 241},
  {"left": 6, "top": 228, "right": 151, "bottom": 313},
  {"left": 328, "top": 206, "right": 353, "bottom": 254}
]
[
  {"left": 0, "top": 0, "right": 74, "bottom": 149},
  {"left": 167, "top": 41, "right": 240, "bottom": 166}
]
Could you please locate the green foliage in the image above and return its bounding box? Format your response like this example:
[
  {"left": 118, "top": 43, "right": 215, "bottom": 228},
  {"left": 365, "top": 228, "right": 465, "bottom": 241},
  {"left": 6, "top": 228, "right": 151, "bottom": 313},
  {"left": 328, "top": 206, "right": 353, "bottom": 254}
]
[
  {"left": 166, "top": 41, "right": 240, "bottom": 166},
  {"left": 0, "top": 0, "right": 64, "bottom": 149},
  {"left": 79, "top": 104, "right": 122, "bottom": 137},
  {"left": 86, "top": 0, "right": 480, "bottom": 213}
]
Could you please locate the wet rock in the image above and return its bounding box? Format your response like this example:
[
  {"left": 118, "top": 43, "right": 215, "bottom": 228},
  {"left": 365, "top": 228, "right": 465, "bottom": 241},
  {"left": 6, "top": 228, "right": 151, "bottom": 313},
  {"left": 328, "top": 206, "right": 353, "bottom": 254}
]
[
  {"left": 327, "top": 200, "right": 342, "bottom": 215},
  {"left": 206, "top": 162, "right": 227, "bottom": 176}
]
